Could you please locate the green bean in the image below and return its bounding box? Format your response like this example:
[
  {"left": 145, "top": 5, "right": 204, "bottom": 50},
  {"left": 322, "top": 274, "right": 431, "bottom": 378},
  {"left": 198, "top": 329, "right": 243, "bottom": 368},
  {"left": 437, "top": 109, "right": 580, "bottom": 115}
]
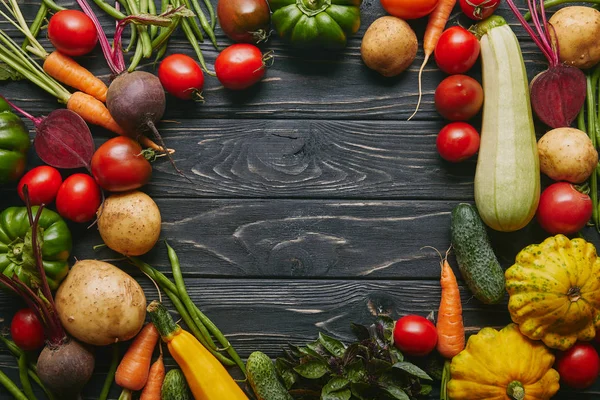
[
  {"left": 92, "top": 0, "right": 127, "bottom": 19},
  {"left": 154, "top": 42, "right": 168, "bottom": 64},
  {"left": 189, "top": 0, "right": 218, "bottom": 49},
  {"left": 18, "top": 354, "right": 35, "bottom": 400},
  {"left": 0, "top": 369, "right": 28, "bottom": 400},
  {"left": 151, "top": 18, "right": 178, "bottom": 50},
  {"left": 148, "top": 0, "right": 158, "bottom": 38},
  {"left": 178, "top": 0, "right": 205, "bottom": 42},
  {"left": 22, "top": 2, "right": 47, "bottom": 51},
  {"left": 128, "top": 36, "right": 145, "bottom": 71},
  {"left": 203, "top": 0, "right": 215, "bottom": 30},
  {"left": 42, "top": 0, "right": 65, "bottom": 12},
  {"left": 126, "top": 0, "right": 153, "bottom": 58},
  {"left": 586, "top": 74, "right": 599, "bottom": 230},
  {"left": 524, "top": 0, "right": 600, "bottom": 20},
  {"left": 98, "top": 344, "right": 119, "bottom": 400},
  {"left": 125, "top": 23, "right": 138, "bottom": 53},
  {"left": 181, "top": 18, "right": 212, "bottom": 74}
]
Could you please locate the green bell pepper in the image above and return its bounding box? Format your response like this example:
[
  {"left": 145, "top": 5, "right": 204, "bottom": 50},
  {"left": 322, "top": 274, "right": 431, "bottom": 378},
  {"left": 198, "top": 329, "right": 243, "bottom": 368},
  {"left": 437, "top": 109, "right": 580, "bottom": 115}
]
[
  {"left": 0, "top": 98, "right": 30, "bottom": 185},
  {"left": 0, "top": 206, "right": 72, "bottom": 290},
  {"left": 269, "top": 0, "right": 362, "bottom": 48}
]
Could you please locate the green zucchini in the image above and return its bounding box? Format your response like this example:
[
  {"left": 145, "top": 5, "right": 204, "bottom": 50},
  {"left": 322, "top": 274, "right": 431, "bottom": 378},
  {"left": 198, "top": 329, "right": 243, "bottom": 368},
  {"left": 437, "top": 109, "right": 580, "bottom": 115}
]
[
  {"left": 161, "top": 369, "right": 191, "bottom": 400},
  {"left": 450, "top": 203, "right": 505, "bottom": 304},
  {"left": 472, "top": 16, "right": 540, "bottom": 232},
  {"left": 246, "top": 351, "right": 292, "bottom": 400}
]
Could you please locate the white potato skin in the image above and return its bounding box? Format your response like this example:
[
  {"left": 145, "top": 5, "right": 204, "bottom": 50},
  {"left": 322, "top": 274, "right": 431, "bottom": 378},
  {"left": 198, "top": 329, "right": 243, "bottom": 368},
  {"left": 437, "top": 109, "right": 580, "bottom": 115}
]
[
  {"left": 97, "top": 190, "right": 161, "bottom": 256},
  {"left": 55, "top": 260, "right": 146, "bottom": 346},
  {"left": 361, "top": 16, "right": 417, "bottom": 77},
  {"left": 538, "top": 127, "right": 598, "bottom": 183},
  {"left": 550, "top": 6, "right": 600, "bottom": 69}
]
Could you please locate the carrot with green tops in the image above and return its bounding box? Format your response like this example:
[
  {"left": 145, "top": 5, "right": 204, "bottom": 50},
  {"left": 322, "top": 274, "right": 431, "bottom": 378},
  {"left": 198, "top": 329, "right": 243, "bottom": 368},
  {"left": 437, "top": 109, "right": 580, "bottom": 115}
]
[
  {"left": 116, "top": 323, "right": 160, "bottom": 391},
  {"left": 408, "top": 0, "right": 457, "bottom": 120},
  {"left": 139, "top": 354, "right": 165, "bottom": 400},
  {"left": 436, "top": 251, "right": 465, "bottom": 359}
]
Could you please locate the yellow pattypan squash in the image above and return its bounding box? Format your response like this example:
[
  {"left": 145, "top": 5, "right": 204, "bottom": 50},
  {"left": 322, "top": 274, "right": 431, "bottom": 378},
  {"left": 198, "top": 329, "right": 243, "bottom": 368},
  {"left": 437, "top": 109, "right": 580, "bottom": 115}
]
[
  {"left": 447, "top": 324, "right": 559, "bottom": 400},
  {"left": 505, "top": 234, "right": 600, "bottom": 350}
]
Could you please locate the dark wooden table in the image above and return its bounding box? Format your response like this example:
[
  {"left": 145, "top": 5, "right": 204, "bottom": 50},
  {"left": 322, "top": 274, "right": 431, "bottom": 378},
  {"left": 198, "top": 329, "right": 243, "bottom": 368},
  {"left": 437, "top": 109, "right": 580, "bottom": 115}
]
[{"left": 0, "top": 0, "right": 599, "bottom": 398}]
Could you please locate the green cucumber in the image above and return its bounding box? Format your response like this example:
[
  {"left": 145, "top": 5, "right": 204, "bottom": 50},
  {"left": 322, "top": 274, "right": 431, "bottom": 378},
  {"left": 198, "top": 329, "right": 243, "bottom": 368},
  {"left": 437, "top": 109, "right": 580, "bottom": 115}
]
[
  {"left": 450, "top": 203, "right": 505, "bottom": 304},
  {"left": 246, "top": 351, "right": 292, "bottom": 400},
  {"left": 161, "top": 369, "right": 191, "bottom": 400}
]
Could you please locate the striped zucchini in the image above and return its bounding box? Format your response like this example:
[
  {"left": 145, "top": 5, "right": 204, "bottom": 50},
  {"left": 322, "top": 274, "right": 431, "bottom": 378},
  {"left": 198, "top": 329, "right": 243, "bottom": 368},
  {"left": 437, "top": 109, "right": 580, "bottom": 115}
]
[{"left": 472, "top": 16, "right": 540, "bottom": 232}]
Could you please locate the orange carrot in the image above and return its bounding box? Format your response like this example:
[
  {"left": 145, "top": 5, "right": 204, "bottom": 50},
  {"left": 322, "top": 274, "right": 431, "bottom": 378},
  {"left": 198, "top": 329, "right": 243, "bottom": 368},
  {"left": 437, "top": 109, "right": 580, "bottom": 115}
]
[
  {"left": 408, "top": 0, "right": 457, "bottom": 120},
  {"left": 436, "top": 255, "right": 465, "bottom": 359},
  {"left": 139, "top": 355, "right": 165, "bottom": 400},
  {"left": 43, "top": 51, "right": 108, "bottom": 102},
  {"left": 115, "top": 323, "right": 160, "bottom": 391}
]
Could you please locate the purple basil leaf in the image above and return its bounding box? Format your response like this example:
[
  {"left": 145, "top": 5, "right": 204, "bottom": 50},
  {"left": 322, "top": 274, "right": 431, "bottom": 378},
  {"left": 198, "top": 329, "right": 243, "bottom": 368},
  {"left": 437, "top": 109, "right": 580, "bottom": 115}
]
[{"left": 34, "top": 109, "right": 94, "bottom": 169}]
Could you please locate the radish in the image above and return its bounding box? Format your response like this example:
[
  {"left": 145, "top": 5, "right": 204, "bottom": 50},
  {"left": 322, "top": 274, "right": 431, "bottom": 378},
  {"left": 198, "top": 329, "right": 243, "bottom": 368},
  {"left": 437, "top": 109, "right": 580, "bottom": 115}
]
[
  {"left": 0, "top": 190, "right": 94, "bottom": 400},
  {"left": 506, "top": 0, "right": 586, "bottom": 128},
  {"left": 75, "top": 0, "right": 188, "bottom": 175}
]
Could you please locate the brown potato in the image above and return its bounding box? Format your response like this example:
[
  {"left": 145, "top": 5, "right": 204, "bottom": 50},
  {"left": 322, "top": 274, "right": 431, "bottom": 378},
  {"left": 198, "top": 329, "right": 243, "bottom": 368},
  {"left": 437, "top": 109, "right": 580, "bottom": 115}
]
[
  {"left": 55, "top": 260, "right": 146, "bottom": 346},
  {"left": 550, "top": 6, "right": 600, "bottom": 69},
  {"left": 97, "top": 190, "right": 161, "bottom": 256},
  {"left": 361, "top": 16, "right": 417, "bottom": 77},
  {"left": 538, "top": 127, "right": 598, "bottom": 183}
]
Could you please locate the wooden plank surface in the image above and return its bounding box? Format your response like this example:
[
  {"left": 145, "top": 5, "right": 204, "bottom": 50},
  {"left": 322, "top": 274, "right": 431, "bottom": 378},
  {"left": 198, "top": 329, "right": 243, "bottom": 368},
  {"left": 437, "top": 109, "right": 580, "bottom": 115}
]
[{"left": 1, "top": 0, "right": 599, "bottom": 398}]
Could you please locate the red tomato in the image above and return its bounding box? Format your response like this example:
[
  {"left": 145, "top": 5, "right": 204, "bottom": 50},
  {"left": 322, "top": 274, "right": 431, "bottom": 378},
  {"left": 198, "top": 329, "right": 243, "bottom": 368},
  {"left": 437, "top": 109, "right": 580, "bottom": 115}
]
[
  {"left": 47, "top": 10, "right": 98, "bottom": 56},
  {"left": 17, "top": 166, "right": 62, "bottom": 205},
  {"left": 11, "top": 309, "right": 45, "bottom": 351},
  {"left": 436, "top": 122, "right": 480, "bottom": 162},
  {"left": 459, "top": 0, "right": 501, "bottom": 20},
  {"left": 215, "top": 44, "right": 266, "bottom": 90},
  {"left": 556, "top": 342, "right": 600, "bottom": 389},
  {"left": 91, "top": 137, "right": 152, "bottom": 192},
  {"left": 393, "top": 315, "right": 437, "bottom": 356},
  {"left": 55, "top": 173, "right": 101, "bottom": 223},
  {"left": 380, "top": 0, "right": 440, "bottom": 19},
  {"left": 435, "top": 75, "right": 484, "bottom": 121},
  {"left": 158, "top": 54, "right": 205, "bottom": 100},
  {"left": 434, "top": 27, "right": 480, "bottom": 74},
  {"left": 536, "top": 182, "right": 592, "bottom": 234}
]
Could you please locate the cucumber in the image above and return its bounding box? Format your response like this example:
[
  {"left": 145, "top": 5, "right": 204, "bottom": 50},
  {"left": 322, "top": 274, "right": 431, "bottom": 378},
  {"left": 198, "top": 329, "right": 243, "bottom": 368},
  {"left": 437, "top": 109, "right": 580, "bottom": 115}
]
[
  {"left": 472, "top": 16, "right": 540, "bottom": 232},
  {"left": 161, "top": 369, "right": 192, "bottom": 400},
  {"left": 246, "top": 351, "right": 292, "bottom": 400},
  {"left": 450, "top": 203, "right": 505, "bottom": 304}
]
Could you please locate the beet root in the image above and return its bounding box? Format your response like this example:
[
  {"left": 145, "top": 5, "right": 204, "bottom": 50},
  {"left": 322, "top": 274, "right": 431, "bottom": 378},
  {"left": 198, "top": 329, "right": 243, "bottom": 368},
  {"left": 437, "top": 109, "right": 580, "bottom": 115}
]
[
  {"left": 37, "top": 339, "right": 95, "bottom": 400},
  {"left": 106, "top": 70, "right": 166, "bottom": 135},
  {"left": 530, "top": 64, "right": 586, "bottom": 128}
]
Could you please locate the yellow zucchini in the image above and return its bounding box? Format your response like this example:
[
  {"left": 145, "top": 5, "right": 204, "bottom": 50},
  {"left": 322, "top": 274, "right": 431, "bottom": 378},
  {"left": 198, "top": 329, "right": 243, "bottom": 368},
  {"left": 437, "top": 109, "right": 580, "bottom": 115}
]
[{"left": 472, "top": 16, "right": 540, "bottom": 232}]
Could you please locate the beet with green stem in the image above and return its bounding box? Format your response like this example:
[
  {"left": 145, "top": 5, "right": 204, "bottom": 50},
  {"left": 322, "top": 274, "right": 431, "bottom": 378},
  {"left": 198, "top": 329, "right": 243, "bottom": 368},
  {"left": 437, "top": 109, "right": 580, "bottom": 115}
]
[{"left": 506, "top": 0, "right": 586, "bottom": 128}]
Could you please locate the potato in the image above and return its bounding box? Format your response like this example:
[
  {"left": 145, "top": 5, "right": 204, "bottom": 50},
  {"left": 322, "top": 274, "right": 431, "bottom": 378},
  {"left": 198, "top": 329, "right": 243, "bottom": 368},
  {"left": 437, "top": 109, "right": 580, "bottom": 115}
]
[
  {"left": 361, "top": 16, "right": 417, "bottom": 77},
  {"left": 538, "top": 127, "right": 598, "bottom": 183},
  {"left": 98, "top": 190, "right": 161, "bottom": 256},
  {"left": 549, "top": 6, "right": 600, "bottom": 69},
  {"left": 55, "top": 260, "right": 146, "bottom": 346}
]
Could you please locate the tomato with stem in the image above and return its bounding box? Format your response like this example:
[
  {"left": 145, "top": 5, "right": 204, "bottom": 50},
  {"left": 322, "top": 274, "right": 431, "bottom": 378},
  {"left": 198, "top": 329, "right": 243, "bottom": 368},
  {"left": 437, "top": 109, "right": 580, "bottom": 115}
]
[
  {"left": 393, "top": 315, "right": 437, "bottom": 356},
  {"left": 435, "top": 75, "right": 484, "bottom": 121},
  {"left": 55, "top": 173, "right": 101, "bottom": 223},
  {"left": 17, "top": 166, "right": 62, "bottom": 205},
  {"left": 217, "top": 0, "right": 271, "bottom": 44},
  {"left": 158, "top": 54, "right": 205, "bottom": 101},
  {"left": 215, "top": 44, "right": 269, "bottom": 90},
  {"left": 459, "top": 0, "right": 501, "bottom": 20},
  {"left": 11, "top": 309, "right": 45, "bottom": 351},
  {"left": 380, "top": 0, "right": 440, "bottom": 19},
  {"left": 536, "top": 182, "right": 592, "bottom": 235},
  {"left": 48, "top": 10, "right": 98, "bottom": 56},
  {"left": 436, "top": 122, "right": 480, "bottom": 162},
  {"left": 434, "top": 27, "right": 480, "bottom": 74},
  {"left": 556, "top": 342, "right": 600, "bottom": 389}
]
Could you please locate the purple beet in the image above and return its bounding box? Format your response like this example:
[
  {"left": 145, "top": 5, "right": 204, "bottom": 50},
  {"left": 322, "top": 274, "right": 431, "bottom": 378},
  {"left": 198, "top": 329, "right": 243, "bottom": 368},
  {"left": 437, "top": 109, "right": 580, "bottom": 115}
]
[{"left": 507, "top": 0, "right": 586, "bottom": 128}]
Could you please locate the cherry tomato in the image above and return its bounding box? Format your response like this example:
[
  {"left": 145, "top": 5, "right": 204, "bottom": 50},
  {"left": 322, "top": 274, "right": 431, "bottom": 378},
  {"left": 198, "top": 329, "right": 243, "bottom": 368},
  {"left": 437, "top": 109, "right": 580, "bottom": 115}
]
[
  {"left": 91, "top": 137, "right": 152, "bottom": 192},
  {"left": 17, "top": 166, "right": 62, "bottom": 205},
  {"left": 11, "top": 309, "right": 45, "bottom": 351},
  {"left": 460, "top": 0, "right": 501, "bottom": 20},
  {"left": 380, "top": 0, "right": 440, "bottom": 19},
  {"left": 536, "top": 182, "right": 592, "bottom": 235},
  {"left": 556, "top": 342, "right": 600, "bottom": 389},
  {"left": 436, "top": 122, "right": 480, "bottom": 162},
  {"left": 217, "top": 0, "right": 271, "bottom": 44},
  {"left": 393, "top": 315, "right": 437, "bottom": 356},
  {"left": 435, "top": 75, "right": 484, "bottom": 121},
  {"left": 47, "top": 10, "right": 98, "bottom": 57},
  {"left": 434, "top": 27, "right": 480, "bottom": 74},
  {"left": 215, "top": 44, "right": 267, "bottom": 90},
  {"left": 158, "top": 54, "right": 205, "bottom": 100},
  {"left": 56, "top": 173, "right": 102, "bottom": 223}
]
